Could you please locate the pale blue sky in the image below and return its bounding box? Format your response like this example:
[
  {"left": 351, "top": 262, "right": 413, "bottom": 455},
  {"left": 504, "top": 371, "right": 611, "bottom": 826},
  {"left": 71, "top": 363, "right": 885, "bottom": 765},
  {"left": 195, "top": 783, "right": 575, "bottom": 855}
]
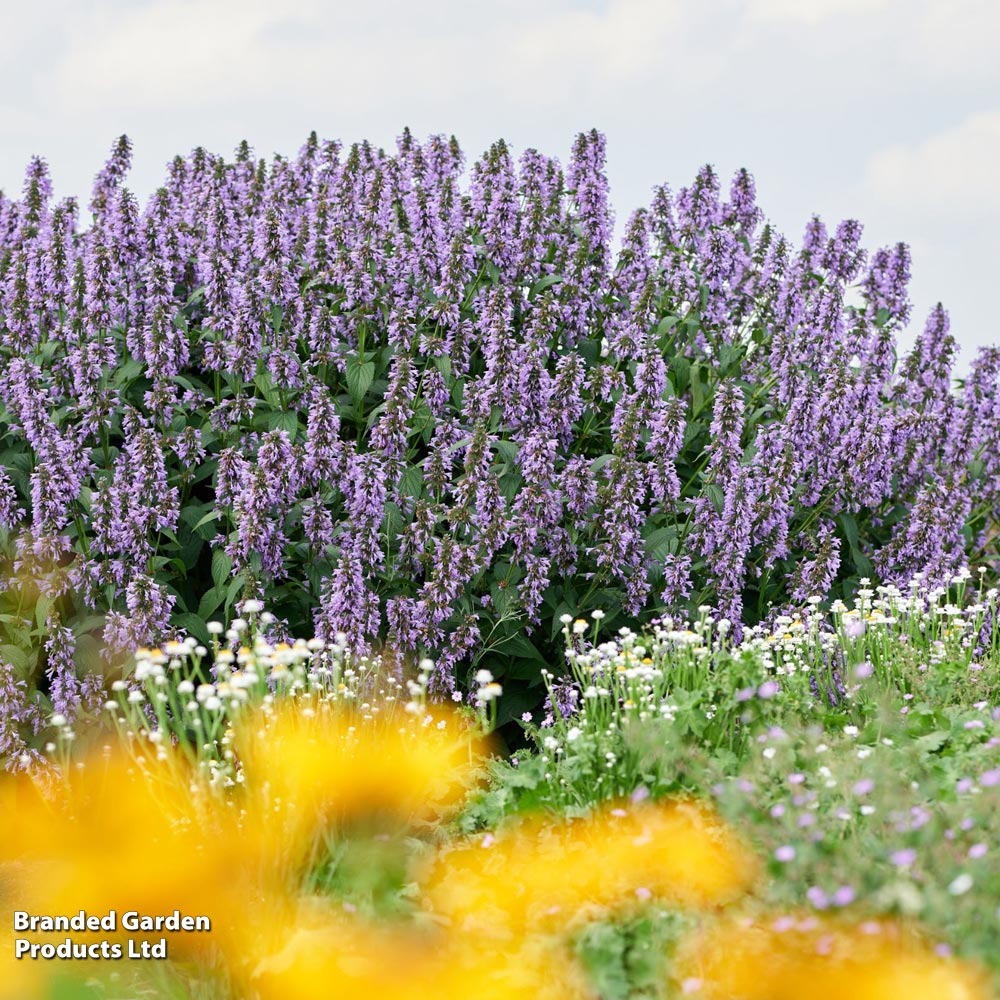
[{"left": 2, "top": 0, "right": 997, "bottom": 370}]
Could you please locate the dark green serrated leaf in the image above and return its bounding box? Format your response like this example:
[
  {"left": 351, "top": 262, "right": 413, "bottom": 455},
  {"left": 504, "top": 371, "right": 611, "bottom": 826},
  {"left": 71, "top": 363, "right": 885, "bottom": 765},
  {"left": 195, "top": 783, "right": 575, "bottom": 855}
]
[
  {"left": 433, "top": 354, "right": 452, "bottom": 379},
  {"left": 705, "top": 482, "right": 725, "bottom": 515},
  {"left": 225, "top": 572, "right": 247, "bottom": 613},
  {"left": 212, "top": 549, "right": 233, "bottom": 591},
  {"left": 528, "top": 273, "right": 563, "bottom": 301},
  {"left": 197, "top": 588, "right": 225, "bottom": 620},
  {"left": 172, "top": 612, "right": 211, "bottom": 647},
  {"left": 398, "top": 465, "right": 424, "bottom": 497},
  {"left": 346, "top": 359, "right": 376, "bottom": 400}
]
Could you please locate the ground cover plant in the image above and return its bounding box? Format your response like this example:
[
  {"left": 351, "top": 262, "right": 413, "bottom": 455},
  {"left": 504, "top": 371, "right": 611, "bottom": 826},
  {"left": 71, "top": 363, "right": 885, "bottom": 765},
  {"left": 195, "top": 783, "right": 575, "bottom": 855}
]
[
  {"left": 472, "top": 575, "right": 1000, "bottom": 994},
  {"left": 3, "top": 131, "right": 1000, "bottom": 757}
]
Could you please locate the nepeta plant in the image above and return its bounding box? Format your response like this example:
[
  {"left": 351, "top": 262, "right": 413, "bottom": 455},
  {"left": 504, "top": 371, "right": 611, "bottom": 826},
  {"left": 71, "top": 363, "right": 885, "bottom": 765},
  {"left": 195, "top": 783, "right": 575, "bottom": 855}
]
[{"left": 1, "top": 129, "right": 998, "bottom": 757}]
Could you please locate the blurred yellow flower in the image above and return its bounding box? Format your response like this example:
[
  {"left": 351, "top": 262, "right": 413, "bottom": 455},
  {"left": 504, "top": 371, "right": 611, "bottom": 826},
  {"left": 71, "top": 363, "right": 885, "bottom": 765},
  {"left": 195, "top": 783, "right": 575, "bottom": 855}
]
[
  {"left": 247, "top": 899, "right": 590, "bottom": 1000},
  {"left": 673, "top": 913, "right": 991, "bottom": 1000},
  {"left": 235, "top": 703, "right": 481, "bottom": 810},
  {"left": 423, "top": 798, "right": 757, "bottom": 935},
  {"left": 0, "top": 752, "right": 248, "bottom": 961}
]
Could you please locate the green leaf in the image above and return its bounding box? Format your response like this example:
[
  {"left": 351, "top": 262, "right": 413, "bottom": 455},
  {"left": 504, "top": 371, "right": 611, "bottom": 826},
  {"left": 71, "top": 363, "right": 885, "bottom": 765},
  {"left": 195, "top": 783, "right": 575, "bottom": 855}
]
[
  {"left": 494, "top": 684, "right": 541, "bottom": 727},
  {"left": 490, "top": 585, "right": 512, "bottom": 618},
  {"left": 225, "top": 572, "right": 247, "bottom": 614},
  {"left": 112, "top": 357, "right": 146, "bottom": 387},
  {"left": 34, "top": 594, "right": 54, "bottom": 630},
  {"left": 272, "top": 410, "right": 298, "bottom": 440},
  {"left": 211, "top": 549, "right": 233, "bottom": 591},
  {"left": 0, "top": 644, "right": 33, "bottom": 674},
  {"left": 914, "top": 730, "right": 950, "bottom": 754},
  {"left": 190, "top": 508, "right": 222, "bottom": 539},
  {"left": 655, "top": 315, "right": 680, "bottom": 340},
  {"left": 173, "top": 613, "right": 211, "bottom": 648},
  {"left": 269, "top": 304, "right": 284, "bottom": 333},
  {"left": 433, "top": 354, "right": 452, "bottom": 379},
  {"left": 197, "top": 588, "right": 225, "bottom": 620},
  {"left": 705, "top": 482, "right": 725, "bottom": 515},
  {"left": 528, "top": 273, "right": 563, "bottom": 301},
  {"left": 718, "top": 343, "right": 742, "bottom": 372},
  {"left": 550, "top": 602, "right": 576, "bottom": 641},
  {"left": 169, "top": 374, "right": 198, "bottom": 393},
  {"left": 493, "top": 439, "right": 519, "bottom": 466},
  {"left": 382, "top": 500, "right": 403, "bottom": 540},
  {"left": 73, "top": 633, "right": 104, "bottom": 679},
  {"left": 72, "top": 614, "right": 107, "bottom": 637},
  {"left": 690, "top": 361, "right": 705, "bottom": 415},
  {"left": 671, "top": 357, "right": 691, "bottom": 394},
  {"left": 493, "top": 758, "right": 542, "bottom": 790},
  {"left": 254, "top": 371, "right": 281, "bottom": 407},
  {"left": 303, "top": 275, "right": 341, "bottom": 295},
  {"left": 398, "top": 465, "right": 424, "bottom": 497},
  {"left": 836, "top": 512, "right": 874, "bottom": 577},
  {"left": 644, "top": 525, "right": 677, "bottom": 565},
  {"left": 494, "top": 633, "right": 547, "bottom": 664},
  {"left": 346, "top": 359, "right": 376, "bottom": 401},
  {"left": 158, "top": 527, "right": 180, "bottom": 548},
  {"left": 590, "top": 454, "right": 615, "bottom": 476}
]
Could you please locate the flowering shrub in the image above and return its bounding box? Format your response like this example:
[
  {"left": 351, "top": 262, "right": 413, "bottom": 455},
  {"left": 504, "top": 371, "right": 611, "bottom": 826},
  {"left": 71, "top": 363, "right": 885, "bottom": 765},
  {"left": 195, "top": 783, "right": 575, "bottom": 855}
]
[{"left": 3, "top": 129, "right": 1000, "bottom": 750}]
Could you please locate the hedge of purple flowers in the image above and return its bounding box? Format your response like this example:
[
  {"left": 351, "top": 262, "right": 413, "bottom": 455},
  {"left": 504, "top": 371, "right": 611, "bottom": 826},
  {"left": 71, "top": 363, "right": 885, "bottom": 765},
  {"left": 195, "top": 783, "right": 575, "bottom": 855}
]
[{"left": 1, "top": 129, "right": 998, "bottom": 753}]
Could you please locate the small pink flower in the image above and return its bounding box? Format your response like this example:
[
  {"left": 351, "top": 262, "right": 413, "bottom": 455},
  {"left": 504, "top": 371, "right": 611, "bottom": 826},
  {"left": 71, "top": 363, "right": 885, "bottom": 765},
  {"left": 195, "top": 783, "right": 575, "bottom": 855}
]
[
  {"left": 806, "top": 886, "right": 829, "bottom": 909},
  {"left": 832, "top": 885, "right": 856, "bottom": 906},
  {"left": 758, "top": 680, "right": 780, "bottom": 699},
  {"left": 890, "top": 848, "right": 916, "bottom": 868},
  {"left": 845, "top": 617, "right": 865, "bottom": 639}
]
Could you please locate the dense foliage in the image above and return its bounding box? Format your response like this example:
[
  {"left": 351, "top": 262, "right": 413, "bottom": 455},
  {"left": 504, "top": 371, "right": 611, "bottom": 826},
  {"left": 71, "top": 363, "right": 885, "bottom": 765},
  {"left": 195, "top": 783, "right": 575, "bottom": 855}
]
[{"left": 2, "top": 129, "right": 999, "bottom": 755}]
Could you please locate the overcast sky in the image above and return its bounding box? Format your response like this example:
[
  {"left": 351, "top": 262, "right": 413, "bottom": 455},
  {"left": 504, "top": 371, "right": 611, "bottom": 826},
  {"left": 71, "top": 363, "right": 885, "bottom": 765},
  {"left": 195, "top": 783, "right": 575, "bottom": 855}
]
[{"left": 2, "top": 0, "right": 997, "bottom": 371}]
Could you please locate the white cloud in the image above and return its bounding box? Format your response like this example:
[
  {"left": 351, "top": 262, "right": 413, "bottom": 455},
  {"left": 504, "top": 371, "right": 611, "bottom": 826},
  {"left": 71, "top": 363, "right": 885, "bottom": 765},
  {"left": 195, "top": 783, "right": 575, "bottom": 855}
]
[
  {"left": 40, "top": 0, "right": 698, "bottom": 114},
  {"left": 907, "top": 0, "right": 1000, "bottom": 80},
  {"left": 745, "top": 0, "right": 891, "bottom": 25},
  {"left": 46, "top": 0, "right": 313, "bottom": 111},
  {"left": 511, "top": 0, "right": 686, "bottom": 88},
  {"left": 863, "top": 111, "right": 1000, "bottom": 221}
]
